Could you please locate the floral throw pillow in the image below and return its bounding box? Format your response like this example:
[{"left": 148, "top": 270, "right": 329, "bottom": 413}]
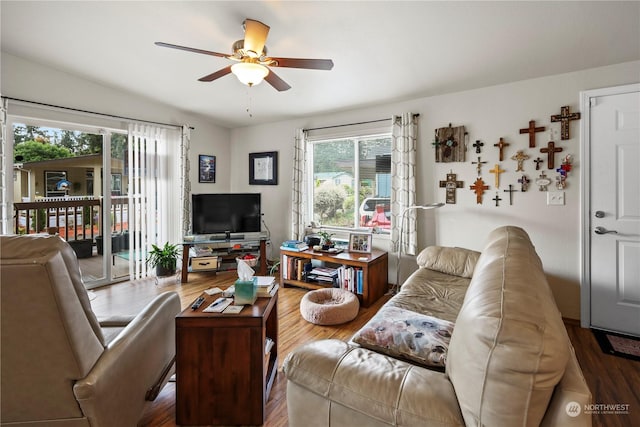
[{"left": 352, "top": 306, "right": 454, "bottom": 369}]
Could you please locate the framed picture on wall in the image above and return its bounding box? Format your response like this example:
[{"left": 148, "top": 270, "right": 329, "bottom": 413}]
[
  {"left": 249, "top": 151, "right": 278, "bottom": 185},
  {"left": 199, "top": 155, "right": 216, "bottom": 183},
  {"left": 349, "top": 233, "right": 372, "bottom": 254}
]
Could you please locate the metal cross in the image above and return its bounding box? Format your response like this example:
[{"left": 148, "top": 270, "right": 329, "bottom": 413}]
[
  {"left": 518, "top": 175, "right": 530, "bottom": 192},
  {"left": 471, "top": 156, "right": 488, "bottom": 174},
  {"left": 540, "top": 141, "right": 563, "bottom": 169},
  {"left": 439, "top": 172, "right": 464, "bottom": 204},
  {"left": 492, "top": 192, "right": 502, "bottom": 207},
  {"left": 489, "top": 163, "right": 506, "bottom": 189},
  {"left": 551, "top": 106, "right": 581, "bottom": 140},
  {"left": 519, "top": 120, "right": 546, "bottom": 148},
  {"left": 534, "top": 157, "right": 543, "bottom": 170},
  {"left": 470, "top": 177, "right": 489, "bottom": 204},
  {"left": 472, "top": 140, "right": 484, "bottom": 153},
  {"left": 511, "top": 150, "right": 530, "bottom": 172},
  {"left": 503, "top": 184, "right": 518, "bottom": 205},
  {"left": 494, "top": 137, "right": 510, "bottom": 161}
]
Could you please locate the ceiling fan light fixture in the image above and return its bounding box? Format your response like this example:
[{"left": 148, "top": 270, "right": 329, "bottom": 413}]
[{"left": 231, "top": 62, "right": 269, "bottom": 87}]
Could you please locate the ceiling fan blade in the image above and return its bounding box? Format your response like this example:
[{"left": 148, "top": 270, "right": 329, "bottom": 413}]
[
  {"left": 155, "top": 41, "right": 228, "bottom": 58},
  {"left": 264, "top": 69, "right": 291, "bottom": 92},
  {"left": 243, "top": 19, "right": 270, "bottom": 56},
  {"left": 198, "top": 66, "right": 232, "bottom": 82},
  {"left": 268, "top": 57, "right": 334, "bottom": 70}
]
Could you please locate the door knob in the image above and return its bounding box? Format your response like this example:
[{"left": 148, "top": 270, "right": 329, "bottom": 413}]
[
  {"left": 594, "top": 226, "right": 618, "bottom": 235},
  {"left": 595, "top": 211, "right": 605, "bottom": 218}
]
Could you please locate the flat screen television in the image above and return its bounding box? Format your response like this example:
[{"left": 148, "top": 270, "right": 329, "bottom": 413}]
[{"left": 192, "top": 193, "right": 261, "bottom": 235}]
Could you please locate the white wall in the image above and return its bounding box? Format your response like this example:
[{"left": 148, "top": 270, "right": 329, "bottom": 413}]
[
  {"left": 1, "top": 53, "right": 232, "bottom": 196},
  {"left": 230, "top": 60, "right": 640, "bottom": 320}
]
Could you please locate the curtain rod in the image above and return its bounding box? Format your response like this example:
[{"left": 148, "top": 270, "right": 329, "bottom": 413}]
[
  {"left": 2, "top": 96, "right": 194, "bottom": 130},
  {"left": 303, "top": 113, "right": 419, "bottom": 132}
]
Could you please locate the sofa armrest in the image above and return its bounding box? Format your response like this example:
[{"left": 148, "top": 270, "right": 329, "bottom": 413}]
[
  {"left": 283, "top": 339, "right": 464, "bottom": 426},
  {"left": 416, "top": 246, "right": 480, "bottom": 278},
  {"left": 541, "top": 345, "right": 592, "bottom": 426},
  {"left": 73, "top": 292, "right": 180, "bottom": 427}
]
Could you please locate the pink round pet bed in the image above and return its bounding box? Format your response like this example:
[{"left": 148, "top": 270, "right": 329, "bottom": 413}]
[{"left": 300, "top": 288, "right": 360, "bottom": 325}]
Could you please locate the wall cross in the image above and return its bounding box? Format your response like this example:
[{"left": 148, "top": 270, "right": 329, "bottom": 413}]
[
  {"left": 439, "top": 172, "right": 464, "bottom": 204},
  {"left": 534, "top": 157, "right": 543, "bottom": 170},
  {"left": 518, "top": 174, "right": 530, "bottom": 192},
  {"left": 551, "top": 106, "right": 581, "bottom": 140},
  {"left": 503, "top": 184, "right": 518, "bottom": 205},
  {"left": 470, "top": 177, "right": 489, "bottom": 204},
  {"left": 519, "top": 120, "right": 546, "bottom": 148},
  {"left": 540, "top": 141, "right": 563, "bottom": 169},
  {"left": 471, "top": 156, "right": 488, "bottom": 174},
  {"left": 510, "top": 150, "right": 530, "bottom": 172},
  {"left": 493, "top": 137, "right": 510, "bottom": 161},
  {"left": 492, "top": 192, "right": 503, "bottom": 207},
  {"left": 472, "top": 140, "right": 484, "bottom": 153},
  {"left": 489, "top": 163, "right": 506, "bottom": 189}
]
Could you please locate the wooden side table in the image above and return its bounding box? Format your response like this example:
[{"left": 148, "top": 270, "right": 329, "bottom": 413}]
[{"left": 175, "top": 290, "right": 278, "bottom": 426}]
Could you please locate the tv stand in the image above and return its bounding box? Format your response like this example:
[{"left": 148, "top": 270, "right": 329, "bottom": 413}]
[{"left": 181, "top": 235, "right": 267, "bottom": 283}]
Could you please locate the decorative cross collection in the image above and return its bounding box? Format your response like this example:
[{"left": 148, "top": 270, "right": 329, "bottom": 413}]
[
  {"left": 489, "top": 163, "right": 505, "bottom": 188},
  {"left": 472, "top": 140, "right": 484, "bottom": 153},
  {"left": 519, "top": 120, "right": 545, "bottom": 148},
  {"left": 470, "top": 177, "right": 489, "bottom": 204},
  {"left": 494, "top": 137, "right": 510, "bottom": 161},
  {"left": 551, "top": 106, "right": 581, "bottom": 140},
  {"left": 439, "top": 172, "right": 464, "bottom": 204},
  {"left": 540, "top": 141, "right": 563, "bottom": 169},
  {"left": 433, "top": 104, "right": 579, "bottom": 206}
]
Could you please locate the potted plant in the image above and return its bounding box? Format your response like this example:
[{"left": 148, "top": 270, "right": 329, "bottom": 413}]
[
  {"left": 317, "top": 230, "right": 335, "bottom": 250},
  {"left": 147, "top": 242, "right": 181, "bottom": 277}
]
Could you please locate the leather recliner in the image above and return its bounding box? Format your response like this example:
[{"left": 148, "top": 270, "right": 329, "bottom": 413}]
[{"left": 1, "top": 234, "right": 181, "bottom": 427}]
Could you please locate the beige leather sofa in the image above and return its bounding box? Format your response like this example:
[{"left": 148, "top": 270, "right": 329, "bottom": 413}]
[
  {"left": 284, "top": 226, "right": 592, "bottom": 426},
  {"left": 1, "top": 235, "right": 181, "bottom": 427}
]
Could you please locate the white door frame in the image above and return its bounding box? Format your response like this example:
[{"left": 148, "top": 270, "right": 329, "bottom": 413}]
[{"left": 579, "top": 82, "right": 640, "bottom": 328}]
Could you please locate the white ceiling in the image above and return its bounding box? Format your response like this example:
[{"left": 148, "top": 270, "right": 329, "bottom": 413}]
[{"left": 1, "top": 1, "right": 639, "bottom": 129}]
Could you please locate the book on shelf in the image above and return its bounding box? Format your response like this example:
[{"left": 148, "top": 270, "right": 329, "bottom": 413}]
[{"left": 280, "top": 245, "right": 308, "bottom": 252}]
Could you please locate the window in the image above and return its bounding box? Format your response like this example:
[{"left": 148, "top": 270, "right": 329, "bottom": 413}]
[{"left": 310, "top": 133, "right": 392, "bottom": 232}]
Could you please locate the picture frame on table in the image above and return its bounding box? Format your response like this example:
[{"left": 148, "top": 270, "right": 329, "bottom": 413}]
[
  {"left": 349, "top": 233, "right": 372, "bottom": 254},
  {"left": 199, "top": 155, "right": 216, "bottom": 183},
  {"left": 249, "top": 151, "right": 278, "bottom": 185}
]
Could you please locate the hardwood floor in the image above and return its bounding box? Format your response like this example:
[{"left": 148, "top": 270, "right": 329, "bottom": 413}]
[{"left": 90, "top": 272, "right": 640, "bottom": 427}]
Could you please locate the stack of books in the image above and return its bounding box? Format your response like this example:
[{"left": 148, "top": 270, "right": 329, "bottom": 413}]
[
  {"left": 280, "top": 240, "right": 309, "bottom": 252},
  {"left": 307, "top": 266, "right": 339, "bottom": 286},
  {"left": 255, "top": 276, "right": 278, "bottom": 297}
]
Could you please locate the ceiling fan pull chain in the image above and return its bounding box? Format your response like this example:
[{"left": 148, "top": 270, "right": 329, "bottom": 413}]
[{"left": 246, "top": 88, "right": 253, "bottom": 118}]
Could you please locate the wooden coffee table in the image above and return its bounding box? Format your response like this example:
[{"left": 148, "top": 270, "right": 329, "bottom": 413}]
[{"left": 175, "top": 289, "right": 278, "bottom": 426}]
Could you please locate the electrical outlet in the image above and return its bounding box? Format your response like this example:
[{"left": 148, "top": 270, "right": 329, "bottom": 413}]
[{"left": 547, "top": 191, "right": 565, "bottom": 206}]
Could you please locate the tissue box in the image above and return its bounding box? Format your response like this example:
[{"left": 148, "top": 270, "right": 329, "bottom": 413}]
[{"left": 234, "top": 278, "right": 257, "bottom": 305}]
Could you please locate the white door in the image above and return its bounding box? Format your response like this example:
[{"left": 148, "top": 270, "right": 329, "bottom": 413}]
[{"left": 588, "top": 87, "right": 640, "bottom": 336}]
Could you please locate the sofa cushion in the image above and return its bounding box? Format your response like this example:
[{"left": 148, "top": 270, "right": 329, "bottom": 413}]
[
  {"left": 352, "top": 306, "right": 454, "bottom": 369},
  {"left": 388, "top": 267, "right": 470, "bottom": 323},
  {"left": 446, "top": 226, "right": 570, "bottom": 427},
  {"left": 416, "top": 246, "right": 480, "bottom": 278}
]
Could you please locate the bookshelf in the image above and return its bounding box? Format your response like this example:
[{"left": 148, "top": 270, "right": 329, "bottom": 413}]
[{"left": 279, "top": 248, "right": 388, "bottom": 308}]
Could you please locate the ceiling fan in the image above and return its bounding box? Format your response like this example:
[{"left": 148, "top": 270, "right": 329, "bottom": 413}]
[{"left": 155, "top": 18, "right": 333, "bottom": 91}]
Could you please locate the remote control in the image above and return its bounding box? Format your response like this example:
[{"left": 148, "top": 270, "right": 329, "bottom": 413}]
[{"left": 191, "top": 296, "right": 206, "bottom": 310}]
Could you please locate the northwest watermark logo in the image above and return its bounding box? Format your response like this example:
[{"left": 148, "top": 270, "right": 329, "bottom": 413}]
[{"left": 565, "top": 401, "right": 581, "bottom": 417}]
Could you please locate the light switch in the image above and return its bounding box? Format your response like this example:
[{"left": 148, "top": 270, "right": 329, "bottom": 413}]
[{"left": 547, "top": 191, "right": 565, "bottom": 205}]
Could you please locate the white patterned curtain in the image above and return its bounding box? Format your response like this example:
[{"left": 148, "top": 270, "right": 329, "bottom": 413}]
[
  {"left": 0, "top": 97, "right": 8, "bottom": 234},
  {"left": 180, "top": 125, "right": 191, "bottom": 236},
  {"left": 128, "top": 123, "right": 173, "bottom": 279},
  {"left": 291, "top": 128, "right": 308, "bottom": 240},
  {"left": 390, "top": 113, "right": 418, "bottom": 255}
]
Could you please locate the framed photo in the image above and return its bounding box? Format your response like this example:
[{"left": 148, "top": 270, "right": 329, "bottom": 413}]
[
  {"left": 349, "top": 233, "right": 372, "bottom": 254},
  {"left": 249, "top": 151, "right": 278, "bottom": 185},
  {"left": 199, "top": 155, "right": 216, "bottom": 183}
]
